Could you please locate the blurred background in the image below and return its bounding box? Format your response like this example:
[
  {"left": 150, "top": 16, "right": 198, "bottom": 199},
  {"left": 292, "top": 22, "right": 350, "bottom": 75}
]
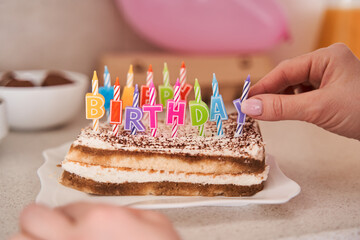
[{"left": 0, "top": 0, "right": 359, "bottom": 102}]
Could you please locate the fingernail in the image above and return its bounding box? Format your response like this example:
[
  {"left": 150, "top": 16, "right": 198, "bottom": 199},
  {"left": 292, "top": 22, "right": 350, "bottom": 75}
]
[{"left": 241, "top": 98, "right": 263, "bottom": 116}]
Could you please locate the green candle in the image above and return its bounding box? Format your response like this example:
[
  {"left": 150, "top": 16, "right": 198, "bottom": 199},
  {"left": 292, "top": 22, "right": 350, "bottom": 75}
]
[
  {"left": 158, "top": 62, "right": 174, "bottom": 108},
  {"left": 189, "top": 78, "right": 209, "bottom": 137}
]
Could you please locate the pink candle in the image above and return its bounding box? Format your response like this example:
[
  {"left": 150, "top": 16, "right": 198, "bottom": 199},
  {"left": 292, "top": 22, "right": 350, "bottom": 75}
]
[
  {"left": 149, "top": 81, "right": 156, "bottom": 137},
  {"left": 172, "top": 79, "right": 181, "bottom": 138}
]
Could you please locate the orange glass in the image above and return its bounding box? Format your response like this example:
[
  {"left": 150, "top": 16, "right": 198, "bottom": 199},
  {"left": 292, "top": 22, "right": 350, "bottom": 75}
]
[{"left": 317, "top": 1, "right": 360, "bottom": 57}]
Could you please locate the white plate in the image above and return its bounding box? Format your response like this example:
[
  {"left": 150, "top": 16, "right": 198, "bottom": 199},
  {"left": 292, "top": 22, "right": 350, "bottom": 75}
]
[{"left": 36, "top": 142, "right": 301, "bottom": 209}]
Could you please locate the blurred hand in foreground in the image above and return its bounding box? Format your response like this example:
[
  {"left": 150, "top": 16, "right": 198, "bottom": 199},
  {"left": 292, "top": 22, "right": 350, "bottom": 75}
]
[
  {"left": 11, "top": 202, "right": 180, "bottom": 240},
  {"left": 242, "top": 43, "right": 360, "bottom": 140}
]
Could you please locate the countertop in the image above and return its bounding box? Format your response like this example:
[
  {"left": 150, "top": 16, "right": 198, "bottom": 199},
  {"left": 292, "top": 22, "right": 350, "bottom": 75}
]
[{"left": 1, "top": 115, "right": 360, "bottom": 240}]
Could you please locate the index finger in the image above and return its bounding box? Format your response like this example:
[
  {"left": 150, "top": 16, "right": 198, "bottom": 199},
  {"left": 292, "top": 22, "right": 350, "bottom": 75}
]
[{"left": 249, "top": 48, "right": 330, "bottom": 97}]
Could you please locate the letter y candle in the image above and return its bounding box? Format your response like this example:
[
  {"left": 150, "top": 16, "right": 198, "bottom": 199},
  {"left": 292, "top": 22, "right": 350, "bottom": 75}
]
[{"left": 233, "top": 75, "right": 251, "bottom": 137}]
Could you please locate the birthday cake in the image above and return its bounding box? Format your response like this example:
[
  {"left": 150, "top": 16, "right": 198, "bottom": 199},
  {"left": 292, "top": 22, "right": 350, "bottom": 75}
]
[
  {"left": 60, "top": 64, "right": 268, "bottom": 197},
  {"left": 60, "top": 113, "right": 267, "bottom": 197}
]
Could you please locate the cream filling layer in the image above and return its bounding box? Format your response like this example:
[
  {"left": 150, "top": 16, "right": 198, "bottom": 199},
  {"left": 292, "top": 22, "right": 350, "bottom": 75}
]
[
  {"left": 62, "top": 160, "right": 269, "bottom": 186},
  {"left": 74, "top": 135, "right": 265, "bottom": 160}
]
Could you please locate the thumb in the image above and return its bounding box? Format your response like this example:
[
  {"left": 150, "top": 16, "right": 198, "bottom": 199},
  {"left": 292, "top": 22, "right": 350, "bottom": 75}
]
[{"left": 241, "top": 92, "right": 320, "bottom": 122}]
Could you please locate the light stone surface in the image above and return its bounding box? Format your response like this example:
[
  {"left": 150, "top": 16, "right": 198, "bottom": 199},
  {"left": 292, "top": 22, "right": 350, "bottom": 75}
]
[{"left": 1, "top": 114, "right": 360, "bottom": 239}]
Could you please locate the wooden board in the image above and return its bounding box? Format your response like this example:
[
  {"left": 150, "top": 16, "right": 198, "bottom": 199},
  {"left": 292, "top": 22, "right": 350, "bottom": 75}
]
[{"left": 98, "top": 53, "right": 273, "bottom": 103}]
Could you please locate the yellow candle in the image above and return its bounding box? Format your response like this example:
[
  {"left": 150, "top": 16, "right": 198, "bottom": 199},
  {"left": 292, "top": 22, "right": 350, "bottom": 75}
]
[{"left": 121, "top": 65, "right": 135, "bottom": 109}]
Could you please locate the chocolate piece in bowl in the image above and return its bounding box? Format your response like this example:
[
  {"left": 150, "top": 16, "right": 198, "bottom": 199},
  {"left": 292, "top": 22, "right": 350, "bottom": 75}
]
[
  {"left": 41, "top": 72, "right": 73, "bottom": 86},
  {"left": 0, "top": 72, "right": 34, "bottom": 87}
]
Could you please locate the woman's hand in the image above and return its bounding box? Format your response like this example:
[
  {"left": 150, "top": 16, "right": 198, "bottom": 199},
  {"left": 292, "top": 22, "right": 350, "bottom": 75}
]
[
  {"left": 242, "top": 43, "right": 360, "bottom": 140},
  {"left": 11, "top": 202, "right": 180, "bottom": 240}
]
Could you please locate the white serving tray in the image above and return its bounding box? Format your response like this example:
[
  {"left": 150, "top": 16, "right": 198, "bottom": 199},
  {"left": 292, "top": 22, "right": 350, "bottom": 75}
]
[{"left": 36, "top": 142, "right": 300, "bottom": 209}]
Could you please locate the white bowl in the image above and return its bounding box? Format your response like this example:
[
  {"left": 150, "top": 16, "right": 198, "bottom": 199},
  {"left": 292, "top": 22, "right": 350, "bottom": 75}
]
[
  {"left": 0, "top": 70, "right": 89, "bottom": 130},
  {"left": 0, "top": 98, "right": 8, "bottom": 140}
]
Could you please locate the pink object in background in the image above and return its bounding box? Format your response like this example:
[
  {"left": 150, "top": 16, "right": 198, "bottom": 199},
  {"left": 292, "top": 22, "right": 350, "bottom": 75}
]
[{"left": 116, "top": 0, "right": 289, "bottom": 53}]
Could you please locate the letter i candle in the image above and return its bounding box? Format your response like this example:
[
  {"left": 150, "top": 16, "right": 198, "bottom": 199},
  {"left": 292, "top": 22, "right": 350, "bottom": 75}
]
[
  {"left": 110, "top": 77, "right": 123, "bottom": 136},
  {"left": 233, "top": 75, "right": 251, "bottom": 137}
]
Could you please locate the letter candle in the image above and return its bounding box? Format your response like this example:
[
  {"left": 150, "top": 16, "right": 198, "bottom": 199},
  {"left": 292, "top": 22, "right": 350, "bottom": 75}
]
[
  {"left": 233, "top": 75, "right": 251, "bottom": 137},
  {"left": 159, "top": 62, "right": 174, "bottom": 108},
  {"left": 140, "top": 65, "right": 153, "bottom": 107},
  {"left": 110, "top": 77, "right": 123, "bottom": 137},
  {"left": 121, "top": 65, "right": 135, "bottom": 109},
  {"left": 143, "top": 80, "right": 163, "bottom": 137},
  {"left": 179, "top": 62, "right": 193, "bottom": 101},
  {"left": 172, "top": 79, "right": 180, "bottom": 138},
  {"left": 189, "top": 79, "right": 209, "bottom": 137},
  {"left": 86, "top": 71, "right": 105, "bottom": 132},
  {"left": 210, "top": 73, "right": 228, "bottom": 137},
  {"left": 132, "top": 84, "right": 140, "bottom": 135},
  {"left": 166, "top": 79, "right": 186, "bottom": 138},
  {"left": 124, "top": 84, "right": 145, "bottom": 135}
]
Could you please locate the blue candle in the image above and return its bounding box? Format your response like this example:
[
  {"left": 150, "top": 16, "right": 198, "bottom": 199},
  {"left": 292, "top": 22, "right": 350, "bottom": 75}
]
[{"left": 210, "top": 73, "right": 228, "bottom": 137}]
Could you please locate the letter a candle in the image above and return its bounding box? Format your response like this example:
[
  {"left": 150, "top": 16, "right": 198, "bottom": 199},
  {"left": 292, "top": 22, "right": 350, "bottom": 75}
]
[
  {"left": 86, "top": 71, "right": 105, "bottom": 132},
  {"left": 121, "top": 65, "right": 135, "bottom": 109},
  {"left": 233, "top": 75, "right": 251, "bottom": 137},
  {"left": 210, "top": 73, "right": 228, "bottom": 137}
]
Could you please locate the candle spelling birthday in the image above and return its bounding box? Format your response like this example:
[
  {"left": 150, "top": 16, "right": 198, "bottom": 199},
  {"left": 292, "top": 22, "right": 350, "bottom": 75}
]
[{"left": 85, "top": 64, "right": 251, "bottom": 140}]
